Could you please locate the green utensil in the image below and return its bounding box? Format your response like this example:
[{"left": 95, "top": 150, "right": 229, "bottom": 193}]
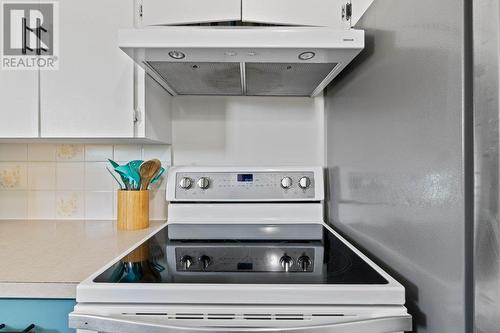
[
  {"left": 151, "top": 167, "right": 165, "bottom": 184},
  {"left": 115, "top": 165, "right": 138, "bottom": 190},
  {"left": 126, "top": 160, "right": 143, "bottom": 190},
  {"left": 108, "top": 159, "right": 120, "bottom": 168},
  {"left": 108, "top": 159, "right": 132, "bottom": 189},
  {"left": 109, "top": 159, "right": 154, "bottom": 191}
]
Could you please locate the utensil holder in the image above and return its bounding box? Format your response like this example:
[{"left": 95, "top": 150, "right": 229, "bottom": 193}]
[{"left": 117, "top": 190, "right": 149, "bottom": 230}]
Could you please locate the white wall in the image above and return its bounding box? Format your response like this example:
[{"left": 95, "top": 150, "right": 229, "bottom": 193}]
[{"left": 171, "top": 95, "right": 325, "bottom": 166}]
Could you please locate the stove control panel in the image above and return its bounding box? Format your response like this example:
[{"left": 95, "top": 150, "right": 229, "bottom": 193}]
[
  {"left": 171, "top": 243, "right": 321, "bottom": 273},
  {"left": 174, "top": 171, "right": 316, "bottom": 200}
]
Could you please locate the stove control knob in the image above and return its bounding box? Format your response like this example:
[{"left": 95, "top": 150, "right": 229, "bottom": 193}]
[
  {"left": 280, "top": 255, "right": 293, "bottom": 272},
  {"left": 298, "top": 256, "right": 312, "bottom": 271},
  {"left": 180, "top": 255, "right": 193, "bottom": 270},
  {"left": 280, "top": 177, "right": 293, "bottom": 189},
  {"left": 298, "top": 177, "right": 311, "bottom": 189},
  {"left": 199, "top": 255, "right": 211, "bottom": 271},
  {"left": 197, "top": 177, "right": 210, "bottom": 189},
  {"left": 179, "top": 177, "right": 192, "bottom": 189}
]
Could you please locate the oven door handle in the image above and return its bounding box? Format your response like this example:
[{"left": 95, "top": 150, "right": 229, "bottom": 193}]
[{"left": 69, "top": 313, "right": 412, "bottom": 333}]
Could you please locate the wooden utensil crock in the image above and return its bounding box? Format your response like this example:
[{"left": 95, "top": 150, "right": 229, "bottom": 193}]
[{"left": 117, "top": 190, "right": 149, "bottom": 230}]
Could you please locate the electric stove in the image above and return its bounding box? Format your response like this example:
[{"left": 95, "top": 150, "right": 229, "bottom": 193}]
[{"left": 70, "top": 166, "right": 411, "bottom": 333}]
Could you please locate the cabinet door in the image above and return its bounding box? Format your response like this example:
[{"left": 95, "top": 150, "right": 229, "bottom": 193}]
[
  {"left": 138, "top": 70, "right": 173, "bottom": 143},
  {"left": 139, "top": 0, "right": 241, "bottom": 26},
  {"left": 0, "top": 72, "right": 38, "bottom": 138},
  {"left": 40, "top": 0, "right": 135, "bottom": 138},
  {"left": 242, "top": 0, "right": 342, "bottom": 27},
  {"left": 242, "top": 0, "right": 374, "bottom": 27}
]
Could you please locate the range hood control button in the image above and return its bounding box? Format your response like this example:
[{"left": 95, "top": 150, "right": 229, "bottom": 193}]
[
  {"left": 179, "top": 177, "right": 192, "bottom": 189},
  {"left": 180, "top": 256, "right": 193, "bottom": 270},
  {"left": 280, "top": 255, "right": 293, "bottom": 272},
  {"left": 298, "top": 256, "right": 312, "bottom": 271},
  {"left": 298, "top": 177, "right": 311, "bottom": 189},
  {"left": 281, "top": 177, "right": 293, "bottom": 189},
  {"left": 197, "top": 177, "right": 210, "bottom": 189}
]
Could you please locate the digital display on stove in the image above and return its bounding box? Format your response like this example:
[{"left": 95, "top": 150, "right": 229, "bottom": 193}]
[{"left": 237, "top": 174, "right": 253, "bottom": 182}]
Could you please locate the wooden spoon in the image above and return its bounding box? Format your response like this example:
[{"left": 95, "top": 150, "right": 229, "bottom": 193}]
[{"left": 139, "top": 159, "right": 161, "bottom": 190}]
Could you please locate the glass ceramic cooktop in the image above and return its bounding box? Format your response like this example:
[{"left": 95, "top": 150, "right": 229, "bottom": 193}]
[{"left": 94, "top": 225, "right": 388, "bottom": 285}]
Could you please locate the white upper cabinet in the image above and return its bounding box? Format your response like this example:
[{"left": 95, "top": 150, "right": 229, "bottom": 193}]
[
  {"left": 40, "top": 0, "right": 135, "bottom": 138},
  {"left": 241, "top": 0, "right": 374, "bottom": 28},
  {"left": 139, "top": 0, "right": 241, "bottom": 26},
  {"left": 0, "top": 72, "right": 38, "bottom": 138},
  {"left": 0, "top": 0, "right": 172, "bottom": 141},
  {"left": 242, "top": 0, "right": 343, "bottom": 27}
]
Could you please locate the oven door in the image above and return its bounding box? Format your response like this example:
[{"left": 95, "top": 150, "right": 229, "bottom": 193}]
[{"left": 69, "top": 311, "right": 412, "bottom": 333}]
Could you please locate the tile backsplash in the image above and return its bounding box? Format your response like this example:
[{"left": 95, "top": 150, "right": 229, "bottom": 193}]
[{"left": 0, "top": 144, "right": 171, "bottom": 220}]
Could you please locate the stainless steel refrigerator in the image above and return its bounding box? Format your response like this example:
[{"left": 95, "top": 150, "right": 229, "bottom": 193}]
[{"left": 325, "top": 0, "right": 498, "bottom": 332}]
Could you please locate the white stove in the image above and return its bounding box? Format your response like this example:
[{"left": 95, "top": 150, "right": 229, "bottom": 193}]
[{"left": 69, "top": 166, "right": 412, "bottom": 333}]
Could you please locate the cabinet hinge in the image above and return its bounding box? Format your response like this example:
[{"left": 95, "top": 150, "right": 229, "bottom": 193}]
[
  {"left": 133, "top": 109, "right": 142, "bottom": 124},
  {"left": 342, "top": 1, "right": 352, "bottom": 25}
]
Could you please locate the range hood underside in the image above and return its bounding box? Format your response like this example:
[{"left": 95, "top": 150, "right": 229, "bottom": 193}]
[{"left": 146, "top": 61, "right": 339, "bottom": 97}]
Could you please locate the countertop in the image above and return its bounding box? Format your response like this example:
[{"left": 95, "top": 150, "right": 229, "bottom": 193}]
[{"left": 0, "top": 219, "right": 166, "bottom": 299}]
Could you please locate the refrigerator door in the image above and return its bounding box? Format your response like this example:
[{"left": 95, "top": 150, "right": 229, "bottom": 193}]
[
  {"left": 69, "top": 313, "right": 412, "bottom": 333},
  {"left": 473, "top": 0, "right": 500, "bottom": 332},
  {"left": 325, "top": 0, "right": 468, "bottom": 332}
]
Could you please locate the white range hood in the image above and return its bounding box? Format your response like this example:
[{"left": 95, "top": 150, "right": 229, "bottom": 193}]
[
  {"left": 119, "top": 26, "right": 364, "bottom": 97},
  {"left": 118, "top": 0, "right": 375, "bottom": 97}
]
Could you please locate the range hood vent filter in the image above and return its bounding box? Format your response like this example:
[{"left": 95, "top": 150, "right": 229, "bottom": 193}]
[
  {"left": 146, "top": 61, "right": 339, "bottom": 96},
  {"left": 147, "top": 61, "right": 242, "bottom": 95},
  {"left": 245, "top": 62, "right": 338, "bottom": 96}
]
